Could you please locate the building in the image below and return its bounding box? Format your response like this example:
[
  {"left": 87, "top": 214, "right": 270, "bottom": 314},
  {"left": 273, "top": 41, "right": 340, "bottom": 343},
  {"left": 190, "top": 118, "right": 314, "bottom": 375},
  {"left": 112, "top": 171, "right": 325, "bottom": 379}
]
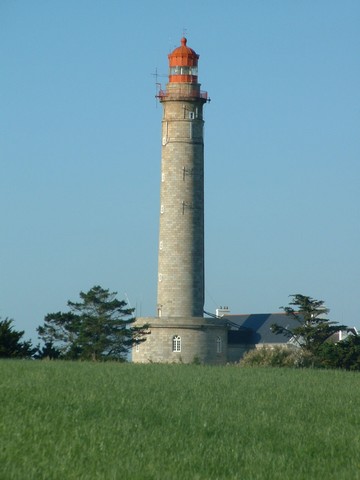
[
  {"left": 225, "top": 313, "right": 301, "bottom": 363},
  {"left": 224, "top": 312, "right": 359, "bottom": 363},
  {"left": 133, "top": 38, "right": 228, "bottom": 364}
]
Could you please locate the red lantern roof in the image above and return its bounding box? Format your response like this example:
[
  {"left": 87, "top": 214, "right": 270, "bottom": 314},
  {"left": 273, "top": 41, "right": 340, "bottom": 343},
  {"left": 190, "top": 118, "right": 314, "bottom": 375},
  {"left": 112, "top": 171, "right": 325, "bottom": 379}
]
[{"left": 168, "top": 37, "right": 199, "bottom": 67}]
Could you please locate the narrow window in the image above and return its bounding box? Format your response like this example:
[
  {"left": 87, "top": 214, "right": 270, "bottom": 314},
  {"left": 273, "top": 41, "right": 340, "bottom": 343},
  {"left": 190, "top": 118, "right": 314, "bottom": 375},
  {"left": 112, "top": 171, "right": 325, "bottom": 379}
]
[
  {"left": 162, "top": 173, "right": 165, "bottom": 182},
  {"left": 216, "top": 336, "right": 222, "bottom": 354},
  {"left": 161, "top": 205, "right": 164, "bottom": 214},
  {"left": 172, "top": 335, "right": 181, "bottom": 352},
  {"left": 159, "top": 241, "right": 163, "bottom": 250},
  {"left": 189, "top": 111, "right": 195, "bottom": 120},
  {"left": 135, "top": 343, "right": 140, "bottom": 352},
  {"left": 158, "top": 273, "right": 162, "bottom": 282}
]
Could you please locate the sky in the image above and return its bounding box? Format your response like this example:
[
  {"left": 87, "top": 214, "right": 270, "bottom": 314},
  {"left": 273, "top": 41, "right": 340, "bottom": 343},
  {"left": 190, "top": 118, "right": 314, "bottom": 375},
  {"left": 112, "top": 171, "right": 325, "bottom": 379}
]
[{"left": 1, "top": 0, "right": 359, "bottom": 343}]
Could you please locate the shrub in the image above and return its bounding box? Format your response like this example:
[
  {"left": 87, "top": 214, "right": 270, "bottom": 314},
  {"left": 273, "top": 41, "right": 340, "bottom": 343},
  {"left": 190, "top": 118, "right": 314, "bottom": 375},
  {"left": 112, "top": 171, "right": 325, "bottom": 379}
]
[
  {"left": 318, "top": 335, "right": 360, "bottom": 370},
  {"left": 240, "top": 346, "right": 318, "bottom": 368}
]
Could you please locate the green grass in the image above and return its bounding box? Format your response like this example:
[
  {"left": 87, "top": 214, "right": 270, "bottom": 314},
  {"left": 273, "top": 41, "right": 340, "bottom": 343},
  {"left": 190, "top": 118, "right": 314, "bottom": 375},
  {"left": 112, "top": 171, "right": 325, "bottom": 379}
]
[{"left": 1, "top": 361, "right": 360, "bottom": 479}]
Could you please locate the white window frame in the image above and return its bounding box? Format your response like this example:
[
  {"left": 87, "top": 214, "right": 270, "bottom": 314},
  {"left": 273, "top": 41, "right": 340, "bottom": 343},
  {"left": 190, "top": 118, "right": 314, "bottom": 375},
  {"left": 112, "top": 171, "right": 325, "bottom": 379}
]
[{"left": 172, "top": 335, "right": 181, "bottom": 352}]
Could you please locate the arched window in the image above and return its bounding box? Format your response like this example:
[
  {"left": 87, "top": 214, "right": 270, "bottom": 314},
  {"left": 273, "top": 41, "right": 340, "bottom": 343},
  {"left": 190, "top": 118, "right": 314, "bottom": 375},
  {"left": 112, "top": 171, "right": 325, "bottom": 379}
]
[
  {"left": 172, "top": 335, "right": 181, "bottom": 352},
  {"left": 216, "top": 336, "right": 222, "bottom": 354}
]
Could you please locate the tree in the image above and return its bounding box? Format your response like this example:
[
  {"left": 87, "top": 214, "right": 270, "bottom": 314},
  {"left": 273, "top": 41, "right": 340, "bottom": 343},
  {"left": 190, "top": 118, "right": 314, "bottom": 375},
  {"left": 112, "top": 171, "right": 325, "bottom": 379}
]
[
  {"left": 271, "top": 294, "right": 347, "bottom": 356},
  {"left": 37, "top": 286, "right": 148, "bottom": 361},
  {"left": 318, "top": 334, "right": 360, "bottom": 371},
  {"left": 0, "top": 317, "right": 36, "bottom": 358},
  {"left": 34, "top": 341, "right": 62, "bottom": 360}
]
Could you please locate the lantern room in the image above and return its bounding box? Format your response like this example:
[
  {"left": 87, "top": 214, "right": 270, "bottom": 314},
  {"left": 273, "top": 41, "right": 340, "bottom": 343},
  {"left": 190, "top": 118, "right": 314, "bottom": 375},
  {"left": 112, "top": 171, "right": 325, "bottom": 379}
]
[{"left": 168, "top": 37, "right": 199, "bottom": 83}]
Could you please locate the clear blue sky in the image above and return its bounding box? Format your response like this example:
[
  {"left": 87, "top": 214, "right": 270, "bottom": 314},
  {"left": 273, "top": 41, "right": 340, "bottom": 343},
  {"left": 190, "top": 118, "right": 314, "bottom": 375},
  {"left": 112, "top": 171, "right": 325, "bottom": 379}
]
[{"left": 1, "top": 0, "right": 359, "bottom": 342}]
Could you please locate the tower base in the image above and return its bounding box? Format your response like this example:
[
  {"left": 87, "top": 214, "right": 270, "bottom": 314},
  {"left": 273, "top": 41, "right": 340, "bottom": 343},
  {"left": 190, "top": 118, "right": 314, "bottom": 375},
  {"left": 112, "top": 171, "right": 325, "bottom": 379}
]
[{"left": 132, "top": 317, "right": 228, "bottom": 365}]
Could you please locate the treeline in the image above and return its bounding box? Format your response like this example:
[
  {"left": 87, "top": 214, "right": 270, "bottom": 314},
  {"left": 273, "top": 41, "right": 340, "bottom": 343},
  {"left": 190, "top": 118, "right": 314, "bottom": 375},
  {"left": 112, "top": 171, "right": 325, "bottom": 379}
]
[
  {"left": 1, "top": 290, "right": 360, "bottom": 369},
  {"left": 0, "top": 286, "right": 148, "bottom": 361}
]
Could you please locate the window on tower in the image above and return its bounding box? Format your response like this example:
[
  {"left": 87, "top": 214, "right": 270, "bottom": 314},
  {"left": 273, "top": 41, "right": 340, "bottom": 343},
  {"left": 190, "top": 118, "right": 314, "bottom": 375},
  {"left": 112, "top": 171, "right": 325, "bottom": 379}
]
[
  {"left": 216, "top": 336, "right": 222, "bottom": 354},
  {"left": 172, "top": 335, "right": 181, "bottom": 352}
]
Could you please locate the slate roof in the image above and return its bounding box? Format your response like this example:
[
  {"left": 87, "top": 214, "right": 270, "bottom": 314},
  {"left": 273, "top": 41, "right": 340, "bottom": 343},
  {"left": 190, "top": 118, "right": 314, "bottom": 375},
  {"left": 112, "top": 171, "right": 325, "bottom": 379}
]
[{"left": 225, "top": 313, "right": 301, "bottom": 345}]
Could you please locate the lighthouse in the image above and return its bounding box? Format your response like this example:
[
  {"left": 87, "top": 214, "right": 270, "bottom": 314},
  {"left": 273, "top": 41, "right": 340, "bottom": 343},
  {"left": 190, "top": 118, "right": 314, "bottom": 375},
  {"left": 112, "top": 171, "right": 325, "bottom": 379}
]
[
  {"left": 133, "top": 38, "right": 228, "bottom": 364},
  {"left": 157, "top": 37, "right": 207, "bottom": 319}
]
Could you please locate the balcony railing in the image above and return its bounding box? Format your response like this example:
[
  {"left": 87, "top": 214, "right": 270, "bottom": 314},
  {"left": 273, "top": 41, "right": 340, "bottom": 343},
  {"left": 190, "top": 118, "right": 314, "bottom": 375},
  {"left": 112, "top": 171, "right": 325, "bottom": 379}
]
[{"left": 157, "top": 89, "right": 208, "bottom": 101}]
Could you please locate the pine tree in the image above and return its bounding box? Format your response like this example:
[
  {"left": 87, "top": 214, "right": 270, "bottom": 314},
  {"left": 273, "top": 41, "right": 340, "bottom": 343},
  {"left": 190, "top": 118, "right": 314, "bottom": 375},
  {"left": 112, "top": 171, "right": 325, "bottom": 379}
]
[
  {"left": 271, "top": 294, "right": 347, "bottom": 355},
  {"left": 37, "top": 286, "right": 148, "bottom": 361},
  {"left": 0, "top": 318, "right": 36, "bottom": 358}
]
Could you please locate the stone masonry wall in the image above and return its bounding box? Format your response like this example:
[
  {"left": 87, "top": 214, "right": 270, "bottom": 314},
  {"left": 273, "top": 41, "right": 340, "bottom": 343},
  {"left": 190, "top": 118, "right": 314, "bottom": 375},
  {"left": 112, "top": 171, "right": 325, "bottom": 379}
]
[
  {"left": 157, "top": 92, "right": 205, "bottom": 318},
  {"left": 133, "top": 317, "right": 228, "bottom": 365}
]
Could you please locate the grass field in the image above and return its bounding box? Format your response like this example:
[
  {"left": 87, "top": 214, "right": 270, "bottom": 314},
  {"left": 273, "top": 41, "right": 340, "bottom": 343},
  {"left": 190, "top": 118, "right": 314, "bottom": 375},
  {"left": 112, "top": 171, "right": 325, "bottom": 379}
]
[{"left": 1, "top": 361, "right": 360, "bottom": 480}]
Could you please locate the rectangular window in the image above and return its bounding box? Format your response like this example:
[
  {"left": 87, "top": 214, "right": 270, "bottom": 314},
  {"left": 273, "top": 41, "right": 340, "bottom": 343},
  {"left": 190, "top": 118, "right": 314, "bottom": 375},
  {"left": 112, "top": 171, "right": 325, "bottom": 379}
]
[
  {"left": 172, "top": 335, "right": 181, "bottom": 352},
  {"left": 216, "top": 336, "right": 222, "bottom": 354}
]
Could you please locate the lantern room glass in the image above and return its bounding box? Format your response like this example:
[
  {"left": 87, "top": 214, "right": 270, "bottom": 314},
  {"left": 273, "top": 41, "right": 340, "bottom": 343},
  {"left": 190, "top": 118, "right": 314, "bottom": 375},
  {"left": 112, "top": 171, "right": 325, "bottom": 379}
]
[{"left": 170, "top": 66, "right": 198, "bottom": 76}]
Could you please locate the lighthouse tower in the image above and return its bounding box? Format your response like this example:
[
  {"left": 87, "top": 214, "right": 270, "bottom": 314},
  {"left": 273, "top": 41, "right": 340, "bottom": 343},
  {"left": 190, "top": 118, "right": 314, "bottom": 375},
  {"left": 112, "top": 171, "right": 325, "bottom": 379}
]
[
  {"left": 157, "top": 37, "right": 207, "bottom": 318},
  {"left": 133, "top": 38, "right": 228, "bottom": 364}
]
